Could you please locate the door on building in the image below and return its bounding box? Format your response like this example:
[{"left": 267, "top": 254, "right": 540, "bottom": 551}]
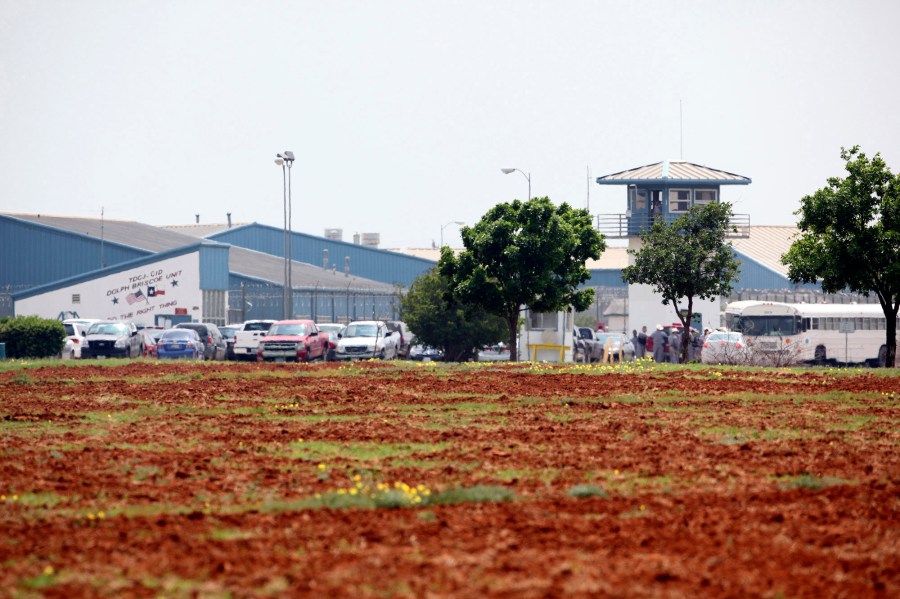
[{"left": 649, "top": 190, "right": 663, "bottom": 222}]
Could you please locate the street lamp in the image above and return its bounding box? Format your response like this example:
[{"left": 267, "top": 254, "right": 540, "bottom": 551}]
[
  {"left": 501, "top": 167, "right": 531, "bottom": 200},
  {"left": 275, "top": 151, "right": 295, "bottom": 319},
  {"left": 440, "top": 220, "right": 464, "bottom": 248}
]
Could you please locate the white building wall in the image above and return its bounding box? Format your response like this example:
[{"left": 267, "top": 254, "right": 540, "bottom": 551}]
[
  {"left": 15, "top": 252, "right": 205, "bottom": 326},
  {"left": 625, "top": 236, "right": 721, "bottom": 334},
  {"left": 521, "top": 310, "right": 575, "bottom": 362},
  {"left": 626, "top": 283, "right": 719, "bottom": 334}
]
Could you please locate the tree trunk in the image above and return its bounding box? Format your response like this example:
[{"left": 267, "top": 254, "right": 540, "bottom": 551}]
[
  {"left": 507, "top": 311, "right": 519, "bottom": 362},
  {"left": 886, "top": 302, "right": 898, "bottom": 368},
  {"left": 681, "top": 296, "right": 694, "bottom": 364},
  {"left": 877, "top": 296, "right": 898, "bottom": 368}
]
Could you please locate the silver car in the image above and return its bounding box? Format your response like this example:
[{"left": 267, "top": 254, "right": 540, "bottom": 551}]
[
  {"left": 593, "top": 332, "right": 635, "bottom": 362},
  {"left": 701, "top": 332, "right": 749, "bottom": 364}
]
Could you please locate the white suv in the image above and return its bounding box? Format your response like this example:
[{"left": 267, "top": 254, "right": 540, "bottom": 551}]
[{"left": 334, "top": 321, "right": 399, "bottom": 361}]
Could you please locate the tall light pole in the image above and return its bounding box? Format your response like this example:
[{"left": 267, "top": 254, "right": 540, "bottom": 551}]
[
  {"left": 275, "top": 151, "right": 295, "bottom": 319},
  {"left": 440, "top": 220, "right": 464, "bottom": 248},
  {"left": 501, "top": 167, "right": 531, "bottom": 200}
]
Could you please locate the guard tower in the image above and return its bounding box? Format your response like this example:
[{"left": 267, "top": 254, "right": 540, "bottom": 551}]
[
  {"left": 595, "top": 160, "right": 751, "bottom": 237},
  {"left": 594, "top": 160, "right": 752, "bottom": 333}
]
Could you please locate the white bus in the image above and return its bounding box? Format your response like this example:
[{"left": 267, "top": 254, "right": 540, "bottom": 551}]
[{"left": 724, "top": 300, "right": 897, "bottom": 366}]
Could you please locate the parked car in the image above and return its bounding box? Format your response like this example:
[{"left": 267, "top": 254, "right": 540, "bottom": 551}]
[
  {"left": 61, "top": 318, "right": 103, "bottom": 359},
  {"left": 141, "top": 329, "right": 165, "bottom": 358},
  {"left": 593, "top": 332, "right": 635, "bottom": 362},
  {"left": 174, "top": 322, "right": 227, "bottom": 361},
  {"left": 701, "top": 331, "right": 749, "bottom": 365},
  {"left": 81, "top": 321, "right": 143, "bottom": 359},
  {"left": 334, "top": 321, "right": 399, "bottom": 361},
  {"left": 257, "top": 320, "right": 326, "bottom": 363},
  {"left": 232, "top": 320, "right": 276, "bottom": 361},
  {"left": 409, "top": 345, "right": 444, "bottom": 361},
  {"left": 385, "top": 320, "right": 415, "bottom": 359},
  {"left": 573, "top": 326, "right": 602, "bottom": 363},
  {"left": 156, "top": 328, "right": 204, "bottom": 360},
  {"left": 219, "top": 325, "right": 239, "bottom": 361},
  {"left": 61, "top": 321, "right": 88, "bottom": 359},
  {"left": 316, "top": 323, "right": 345, "bottom": 361},
  {"left": 478, "top": 344, "right": 512, "bottom": 362}
]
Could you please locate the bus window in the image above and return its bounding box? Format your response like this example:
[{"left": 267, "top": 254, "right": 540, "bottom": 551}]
[{"left": 734, "top": 315, "right": 799, "bottom": 336}]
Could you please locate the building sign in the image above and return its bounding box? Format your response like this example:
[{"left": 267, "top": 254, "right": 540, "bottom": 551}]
[{"left": 15, "top": 251, "right": 206, "bottom": 325}]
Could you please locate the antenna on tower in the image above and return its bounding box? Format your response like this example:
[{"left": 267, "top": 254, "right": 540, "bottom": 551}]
[
  {"left": 100, "top": 206, "right": 106, "bottom": 268},
  {"left": 586, "top": 166, "right": 591, "bottom": 212}
]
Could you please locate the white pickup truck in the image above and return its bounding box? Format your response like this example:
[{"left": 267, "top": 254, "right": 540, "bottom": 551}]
[{"left": 232, "top": 320, "right": 276, "bottom": 361}]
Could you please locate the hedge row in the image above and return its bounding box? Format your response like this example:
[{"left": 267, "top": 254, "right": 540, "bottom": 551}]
[{"left": 0, "top": 316, "right": 66, "bottom": 359}]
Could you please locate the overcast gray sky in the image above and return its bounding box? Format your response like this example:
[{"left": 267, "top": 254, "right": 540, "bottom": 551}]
[{"left": 2, "top": 1, "right": 898, "bottom": 249}]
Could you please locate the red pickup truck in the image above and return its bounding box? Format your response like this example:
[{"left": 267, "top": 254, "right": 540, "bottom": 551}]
[{"left": 256, "top": 319, "right": 326, "bottom": 363}]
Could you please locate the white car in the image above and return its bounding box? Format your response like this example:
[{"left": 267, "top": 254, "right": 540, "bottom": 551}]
[
  {"left": 334, "top": 320, "right": 399, "bottom": 361},
  {"left": 701, "top": 331, "right": 750, "bottom": 365}
]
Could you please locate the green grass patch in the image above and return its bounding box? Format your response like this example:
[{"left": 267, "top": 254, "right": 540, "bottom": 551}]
[
  {"left": 700, "top": 426, "right": 813, "bottom": 443},
  {"left": 567, "top": 484, "right": 608, "bottom": 499},
  {"left": 430, "top": 485, "right": 514, "bottom": 505},
  {"left": 207, "top": 527, "right": 256, "bottom": 541},
  {"left": 777, "top": 473, "right": 848, "bottom": 490},
  {"left": 0, "top": 419, "right": 73, "bottom": 437},
  {"left": 826, "top": 415, "right": 875, "bottom": 431},
  {"left": 19, "top": 569, "right": 58, "bottom": 590},
  {"left": 289, "top": 440, "right": 448, "bottom": 463},
  {"left": 3, "top": 491, "right": 68, "bottom": 508}
]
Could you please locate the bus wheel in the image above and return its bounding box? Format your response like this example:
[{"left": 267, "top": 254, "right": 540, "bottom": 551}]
[{"left": 814, "top": 346, "right": 827, "bottom": 365}]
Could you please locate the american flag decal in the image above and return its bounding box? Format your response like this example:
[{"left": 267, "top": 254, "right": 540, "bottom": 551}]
[{"left": 126, "top": 289, "right": 146, "bottom": 305}]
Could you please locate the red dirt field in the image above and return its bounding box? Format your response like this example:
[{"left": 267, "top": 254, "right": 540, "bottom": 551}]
[{"left": 0, "top": 361, "right": 897, "bottom": 598}]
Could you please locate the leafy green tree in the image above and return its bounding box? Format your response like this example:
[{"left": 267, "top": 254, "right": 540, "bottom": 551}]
[
  {"left": 439, "top": 197, "right": 605, "bottom": 361},
  {"left": 782, "top": 146, "right": 900, "bottom": 367},
  {"left": 622, "top": 202, "right": 740, "bottom": 363},
  {"left": 400, "top": 268, "right": 507, "bottom": 362}
]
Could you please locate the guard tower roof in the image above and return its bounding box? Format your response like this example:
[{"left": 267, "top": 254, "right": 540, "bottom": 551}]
[{"left": 596, "top": 160, "right": 751, "bottom": 185}]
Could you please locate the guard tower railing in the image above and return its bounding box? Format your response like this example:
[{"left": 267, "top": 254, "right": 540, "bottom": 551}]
[{"left": 595, "top": 213, "right": 751, "bottom": 239}]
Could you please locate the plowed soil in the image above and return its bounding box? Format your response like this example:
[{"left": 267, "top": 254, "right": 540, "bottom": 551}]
[{"left": 1, "top": 361, "right": 897, "bottom": 598}]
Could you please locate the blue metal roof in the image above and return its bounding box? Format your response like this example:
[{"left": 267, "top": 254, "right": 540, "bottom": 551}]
[
  {"left": 1, "top": 215, "right": 149, "bottom": 289},
  {"left": 11, "top": 242, "right": 230, "bottom": 300},
  {"left": 208, "top": 223, "right": 435, "bottom": 287}
]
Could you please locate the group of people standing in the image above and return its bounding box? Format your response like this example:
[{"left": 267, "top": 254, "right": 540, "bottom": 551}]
[{"left": 632, "top": 324, "right": 709, "bottom": 363}]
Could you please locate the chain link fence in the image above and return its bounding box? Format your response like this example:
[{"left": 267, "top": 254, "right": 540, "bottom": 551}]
[{"left": 228, "top": 283, "right": 402, "bottom": 325}]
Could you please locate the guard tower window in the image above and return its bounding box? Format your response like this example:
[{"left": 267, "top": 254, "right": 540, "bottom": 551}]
[
  {"left": 694, "top": 189, "right": 717, "bottom": 207},
  {"left": 529, "top": 311, "right": 558, "bottom": 331},
  {"left": 669, "top": 189, "right": 690, "bottom": 213},
  {"left": 634, "top": 189, "right": 647, "bottom": 210}
]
